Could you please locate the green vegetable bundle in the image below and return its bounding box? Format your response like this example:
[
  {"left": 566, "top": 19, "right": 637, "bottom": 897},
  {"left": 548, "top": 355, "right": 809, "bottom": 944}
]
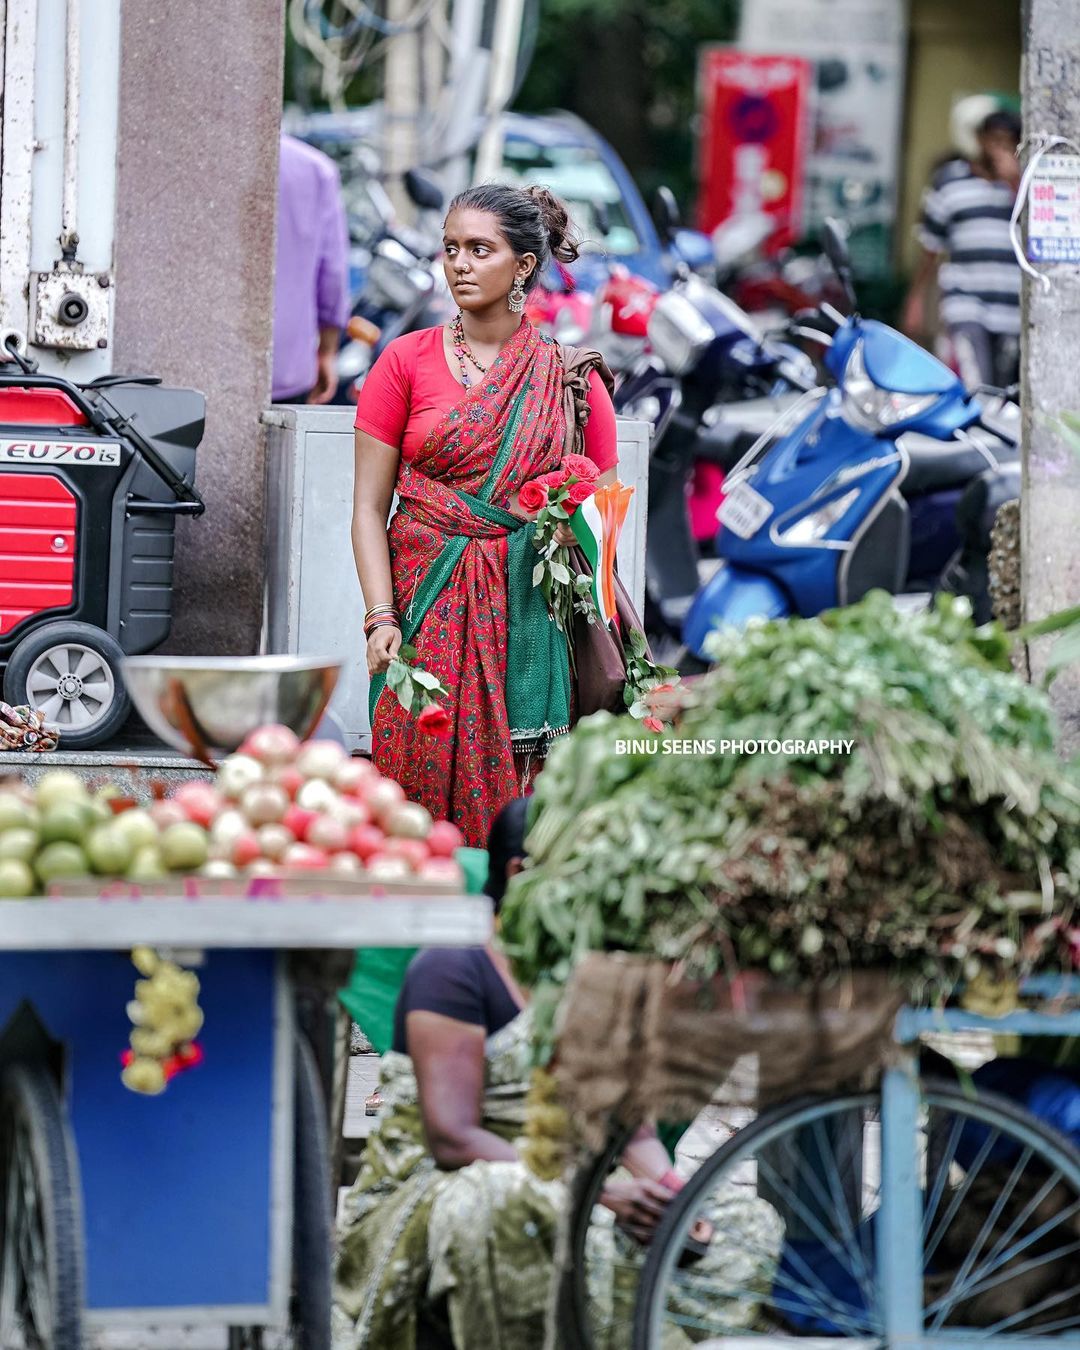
[{"left": 501, "top": 594, "right": 1080, "bottom": 1015}]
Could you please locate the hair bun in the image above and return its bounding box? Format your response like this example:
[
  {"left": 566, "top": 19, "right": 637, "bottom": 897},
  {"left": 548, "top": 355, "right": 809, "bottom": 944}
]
[{"left": 524, "top": 185, "right": 581, "bottom": 266}]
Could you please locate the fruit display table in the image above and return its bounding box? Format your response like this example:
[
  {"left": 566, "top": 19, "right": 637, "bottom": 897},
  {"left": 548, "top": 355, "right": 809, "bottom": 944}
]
[{"left": 0, "top": 893, "right": 491, "bottom": 1349}]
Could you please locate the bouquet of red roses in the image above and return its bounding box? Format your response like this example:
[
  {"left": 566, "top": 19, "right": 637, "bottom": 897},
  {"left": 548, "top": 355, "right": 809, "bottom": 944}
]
[{"left": 518, "top": 454, "right": 599, "bottom": 636}]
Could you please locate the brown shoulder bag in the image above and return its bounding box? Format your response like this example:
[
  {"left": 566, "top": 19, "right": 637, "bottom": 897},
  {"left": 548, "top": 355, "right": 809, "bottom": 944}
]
[{"left": 558, "top": 342, "right": 653, "bottom": 717}]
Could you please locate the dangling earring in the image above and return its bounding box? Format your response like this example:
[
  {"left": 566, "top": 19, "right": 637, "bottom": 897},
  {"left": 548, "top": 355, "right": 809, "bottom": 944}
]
[{"left": 508, "top": 276, "right": 526, "bottom": 314}]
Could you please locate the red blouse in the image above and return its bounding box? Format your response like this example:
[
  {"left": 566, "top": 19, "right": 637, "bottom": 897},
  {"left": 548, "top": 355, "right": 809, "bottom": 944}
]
[{"left": 353, "top": 326, "right": 618, "bottom": 471}]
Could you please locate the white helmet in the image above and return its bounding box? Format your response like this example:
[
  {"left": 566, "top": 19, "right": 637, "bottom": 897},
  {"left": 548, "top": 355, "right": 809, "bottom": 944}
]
[{"left": 950, "top": 93, "right": 1002, "bottom": 160}]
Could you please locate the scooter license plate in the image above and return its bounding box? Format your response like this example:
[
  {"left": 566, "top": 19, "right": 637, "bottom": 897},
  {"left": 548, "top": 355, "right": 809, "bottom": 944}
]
[{"left": 718, "top": 481, "right": 772, "bottom": 539}]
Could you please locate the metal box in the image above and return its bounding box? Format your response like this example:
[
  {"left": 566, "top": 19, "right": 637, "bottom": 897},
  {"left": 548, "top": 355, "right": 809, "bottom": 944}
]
[{"left": 263, "top": 405, "right": 650, "bottom": 752}]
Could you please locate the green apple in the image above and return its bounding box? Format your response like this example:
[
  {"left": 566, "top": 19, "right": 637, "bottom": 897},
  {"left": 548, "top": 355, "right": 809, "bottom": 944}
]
[
  {"left": 83, "top": 797, "right": 113, "bottom": 826},
  {"left": 0, "top": 859, "right": 35, "bottom": 898},
  {"left": 39, "top": 804, "right": 89, "bottom": 847},
  {"left": 86, "top": 825, "right": 135, "bottom": 877},
  {"left": 160, "top": 822, "right": 209, "bottom": 872},
  {"left": 34, "top": 841, "right": 89, "bottom": 885},
  {"left": 35, "top": 771, "right": 88, "bottom": 812},
  {"left": 112, "top": 809, "right": 159, "bottom": 852},
  {"left": 0, "top": 793, "right": 35, "bottom": 833},
  {"left": 127, "top": 846, "right": 169, "bottom": 884},
  {"left": 0, "top": 828, "right": 38, "bottom": 865}
]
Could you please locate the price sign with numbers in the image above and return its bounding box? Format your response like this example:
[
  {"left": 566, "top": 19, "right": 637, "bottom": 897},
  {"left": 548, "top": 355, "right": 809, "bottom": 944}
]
[{"left": 1027, "top": 154, "right": 1080, "bottom": 264}]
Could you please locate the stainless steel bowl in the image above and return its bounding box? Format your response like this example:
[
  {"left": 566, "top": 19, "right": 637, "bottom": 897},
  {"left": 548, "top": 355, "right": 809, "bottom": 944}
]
[{"left": 122, "top": 655, "right": 342, "bottom": 761}]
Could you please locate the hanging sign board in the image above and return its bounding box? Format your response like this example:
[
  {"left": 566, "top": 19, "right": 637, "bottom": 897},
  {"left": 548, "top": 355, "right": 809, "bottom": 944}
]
[
  {"left": 1026, "top": 154, "right": 1080, "bottom": 264},
  {"left": 696, "top": 49, "right": 812, "bottom": 247}
]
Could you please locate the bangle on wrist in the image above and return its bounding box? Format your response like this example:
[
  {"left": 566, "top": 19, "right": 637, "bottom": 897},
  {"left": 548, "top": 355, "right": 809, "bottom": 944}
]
[{"left": 364, "top": 617, "right": 401, "bottom": 639}]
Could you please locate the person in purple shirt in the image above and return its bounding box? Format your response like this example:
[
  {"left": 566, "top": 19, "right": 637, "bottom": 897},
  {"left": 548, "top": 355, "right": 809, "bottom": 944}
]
[{"left": 272, "top": 133, "right": 351, "bottom": 403}]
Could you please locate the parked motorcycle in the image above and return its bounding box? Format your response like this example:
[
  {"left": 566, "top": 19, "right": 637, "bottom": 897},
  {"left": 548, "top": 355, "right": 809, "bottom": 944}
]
[
  {"left": 682, "top": 220, "right": 1019, "bottom": 661},
  {"left": 336, "top": 169, "right": 455, "bottom": 401},
  {"left": 618, "top": 273, "right": 815, "bottom": 658}
]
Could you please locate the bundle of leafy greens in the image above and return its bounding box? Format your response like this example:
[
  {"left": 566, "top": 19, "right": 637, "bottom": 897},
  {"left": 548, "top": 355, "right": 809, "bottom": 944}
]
[{"left": 501, "top": 594, "right": 1080, "bottom": 1018}]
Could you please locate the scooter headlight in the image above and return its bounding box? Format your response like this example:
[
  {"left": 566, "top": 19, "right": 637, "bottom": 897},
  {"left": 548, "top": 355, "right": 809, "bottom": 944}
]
[
  {"left": 841, "top": 342, "right": 938, "bottom": 430},
  {"left": 777, "top": 488, "right": 859, "bottom": 544}
]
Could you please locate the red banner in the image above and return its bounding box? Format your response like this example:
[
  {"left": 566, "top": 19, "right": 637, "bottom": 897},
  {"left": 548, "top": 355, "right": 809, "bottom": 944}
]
[{"left": 696, "top": 49, "right": 812, "bottom": 248}]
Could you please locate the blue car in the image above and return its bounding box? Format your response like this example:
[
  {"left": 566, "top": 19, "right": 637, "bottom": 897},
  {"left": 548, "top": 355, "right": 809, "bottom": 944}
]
[
  {"left": 496, "top": 111, "right": 713, "bottom": 289},
  {"left": 283, "top": 105, "right": 713, "bottom": 293}
]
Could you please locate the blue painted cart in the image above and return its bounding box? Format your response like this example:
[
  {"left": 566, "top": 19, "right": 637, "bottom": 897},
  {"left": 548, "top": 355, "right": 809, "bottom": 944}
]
[
  {"left": 631, "top": 980, "right": 1080, "bottom": 1348},
  {"left": 0, "top": 894, "right": 490, "bottom": 1349}
]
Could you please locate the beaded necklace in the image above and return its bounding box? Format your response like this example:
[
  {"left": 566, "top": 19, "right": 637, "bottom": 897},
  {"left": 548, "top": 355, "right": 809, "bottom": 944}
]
[{"left": 450, "top": 311, "right": 487, "bottom": 387}]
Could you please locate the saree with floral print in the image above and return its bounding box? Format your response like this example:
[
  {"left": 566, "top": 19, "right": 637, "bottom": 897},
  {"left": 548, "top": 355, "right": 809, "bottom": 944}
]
[{"left": 368, "top": 321, "right": 572, "bottom": 847}]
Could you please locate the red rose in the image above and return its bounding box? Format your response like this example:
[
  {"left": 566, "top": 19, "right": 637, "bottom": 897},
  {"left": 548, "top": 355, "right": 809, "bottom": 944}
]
[
  {"left": 567, "top": 479, "right": 596, "bottom": 506},
  {"left": 537, "top": 469, "right": 569, "bottom": 492},
  {"left": 642, "top": 716, "right": 664, "bottom": 733},
  {"left": 417, "top": 703, "right": 452, "bottom": 736},
  {"left": 517, "top": 479, "right": 548, "bottom": 513},
  {"left": 563, "top": 453, "right": 599, "bottom": 482}
]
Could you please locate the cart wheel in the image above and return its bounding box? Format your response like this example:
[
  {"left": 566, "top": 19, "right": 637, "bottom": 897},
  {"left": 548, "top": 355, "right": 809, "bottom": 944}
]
[
  {"left": 291, "top": 1033, "right": 332, "bottom": 1349},
  {"left": 632, "top": 1081, "right": 1080, "bottom": 1348},
  {"left": 0, "top": 1063, "right": 85, "bottom": 1350},
  {"left": 228, "top": 1035, "right": 332, "bottom": 1350},
  {"left": 552, "top": 1124, "right": 634, "bottom": 1349},
  {"left": 5, "top": 622, "right": 131, "bottom": 749}
]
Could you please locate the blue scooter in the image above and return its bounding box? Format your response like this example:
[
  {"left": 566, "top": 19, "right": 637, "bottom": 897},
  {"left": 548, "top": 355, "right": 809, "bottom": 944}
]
[{"left": 683, "top": 220, "right": 1018, "bottom": 659}]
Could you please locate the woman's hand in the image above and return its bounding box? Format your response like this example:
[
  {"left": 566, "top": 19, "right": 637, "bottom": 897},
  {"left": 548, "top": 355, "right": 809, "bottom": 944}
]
[
  {"left": 367, "top": 624, "right": 402, "bottom": 677},
  {"left": 553, "top": 521, "right": 576, "bottom": 547},
  {"left": 599, "top": 1177, "right": 676, "bottom": 1243}
]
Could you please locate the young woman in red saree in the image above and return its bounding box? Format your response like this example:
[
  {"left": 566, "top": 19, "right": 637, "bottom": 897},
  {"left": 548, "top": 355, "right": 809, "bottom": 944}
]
[{"left": 350, "top": 185, "right": 618, "bottom": 846}]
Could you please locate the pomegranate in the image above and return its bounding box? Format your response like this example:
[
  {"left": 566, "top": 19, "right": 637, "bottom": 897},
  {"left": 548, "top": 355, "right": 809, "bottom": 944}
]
[
  {"left": 365, "top": 779, "right": 406, "bottom": 822},
  {"left": 426, "top": 820, "right": 464, "bottom": 858},
  {"left": 294, "top": 739, "right": 348, "bottom": 781},
  {"left": 282, "top": 842, "right": 330, "bottom": 870},
  {"left": 366, "top": 854, "right": 412, "bottom": 881},
  {"left": 199, "top": 859, "right": 239, "bottom": 880},
  {"left": 150, "top": 799, "right": 188, "bottom": 831},
  {"left": 239, "top": 723, "right": 301, "bottom": 767},
  {"left": 283, "top": 805, "right": 318, "bottom": 841},
  {"left": 417, "top": 857, "right": 465, "bottom": 885},
  {"left": 173, "top": 782, "right": 223, "bottom": 829},
  {"left": 328, "top": 851, "right": 364, "bottom": 877},
  {"left": 333, "top": 758, "right": 377, "bottom": 796},
  {"left": 295, "top": 778, "right": 337, "bottom": 814},
  {"left": 347, "top": 824, "right": 385, "bottom": 861},
  {"left": 216, "top": 753, "right": 264, "bottom": 800},
  {"left": 257, "top": 823, "right": 294, "bottom": 862},
  {"left": 240, "top": 782, "right": 290, "bottom": 827},
  {"left": 231, "top": 831, "right": 263, "bottom": 869},
  {"left": 328, "top": 797, "right": 371, "bottom": 830},
  {"left": 384, "top": 802, "right": 432, "bottom": 840},
  {"left": 306, "top": 814, "right": 349, "bottom": 853},
  {"left": 210, "top": 808, "right": 249, "bottom": 847},
  {"left": 271, "top": 765, "right": 306, "bottom": 800},
  {"left": 382, "top": 836, "right": 429, "bottom": 871}
]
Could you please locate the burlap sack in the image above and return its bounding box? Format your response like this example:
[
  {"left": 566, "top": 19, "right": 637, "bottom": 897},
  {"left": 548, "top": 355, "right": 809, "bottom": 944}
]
[{"left": 553, "top": 953, "right": 903, "bottom": 1149}]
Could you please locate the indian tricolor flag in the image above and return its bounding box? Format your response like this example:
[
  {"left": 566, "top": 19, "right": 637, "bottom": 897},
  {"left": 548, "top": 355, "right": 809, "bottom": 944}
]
[{"left": 570, "top": 481, "right": 634, "bottom": 629}]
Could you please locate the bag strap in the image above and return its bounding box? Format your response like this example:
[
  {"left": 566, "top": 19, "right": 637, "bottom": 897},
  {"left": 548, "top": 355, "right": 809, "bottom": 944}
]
[{"left": 558, "top": 342, "right": 616, "bottom": 457}]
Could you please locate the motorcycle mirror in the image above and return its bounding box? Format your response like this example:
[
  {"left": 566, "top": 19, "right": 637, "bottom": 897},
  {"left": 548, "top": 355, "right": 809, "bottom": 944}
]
[
  {"left": 821, "top": 217, "right": 856, "bottom": 308},
  {"left": 404, "top": 167, "right": 444, "bottom": 212},
  {"left": 651, "top": 186, "right": 681, "bottom": 241}
]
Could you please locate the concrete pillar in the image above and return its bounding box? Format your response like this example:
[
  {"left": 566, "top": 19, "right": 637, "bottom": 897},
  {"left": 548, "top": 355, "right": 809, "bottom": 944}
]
[
  {"left": 1021, "top": 7, "right": 1080, "bottom": 751},
  {"left": 111, "top": 4, "right": 285, "bottom": 656}
]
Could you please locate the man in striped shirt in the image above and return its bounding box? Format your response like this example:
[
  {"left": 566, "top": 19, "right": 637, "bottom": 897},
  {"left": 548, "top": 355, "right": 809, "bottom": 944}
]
[{"left": 902, "top": 110, "right": 1022, "bottom": 390}]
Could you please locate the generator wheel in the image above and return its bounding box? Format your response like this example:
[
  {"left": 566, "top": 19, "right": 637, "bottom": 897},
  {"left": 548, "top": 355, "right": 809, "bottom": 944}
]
[{"left": 5, "top": 623, "right": 131, "bottom": 750}]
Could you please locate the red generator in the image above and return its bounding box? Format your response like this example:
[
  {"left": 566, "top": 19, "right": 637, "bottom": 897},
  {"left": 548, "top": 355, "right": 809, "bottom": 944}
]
[{"left": 0, "top": 348, "right": 205, "bottom": 748}]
